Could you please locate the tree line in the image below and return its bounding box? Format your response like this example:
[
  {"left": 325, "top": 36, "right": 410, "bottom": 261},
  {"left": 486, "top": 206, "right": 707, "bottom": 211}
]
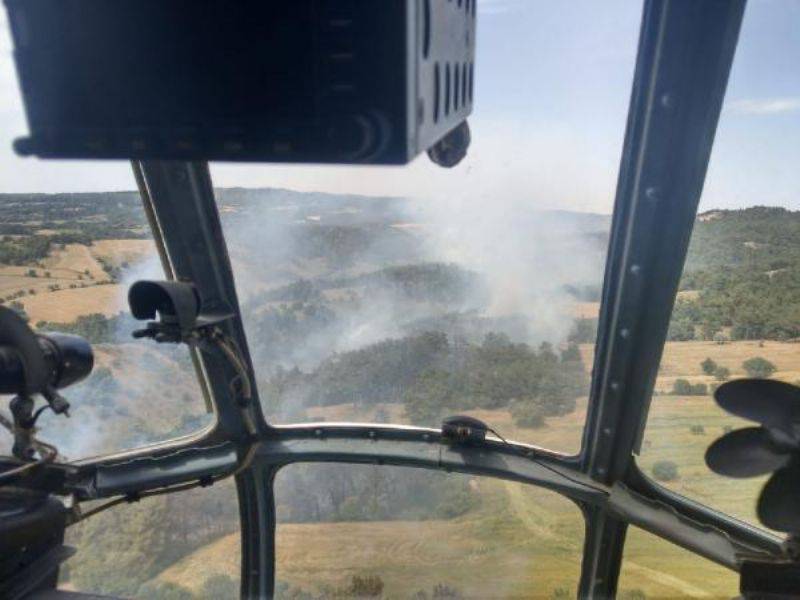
[
  {"left": 669, "top": 207, "right": 800, "bottom": 341},
  {"left": 262, "top": 331, "right": 588, "bottom": 429}
]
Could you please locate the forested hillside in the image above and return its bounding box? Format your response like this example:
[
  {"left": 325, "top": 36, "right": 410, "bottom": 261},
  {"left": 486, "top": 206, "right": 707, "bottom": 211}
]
[{"left": 670, "top": 207, "right": 800, "bottom": 341}]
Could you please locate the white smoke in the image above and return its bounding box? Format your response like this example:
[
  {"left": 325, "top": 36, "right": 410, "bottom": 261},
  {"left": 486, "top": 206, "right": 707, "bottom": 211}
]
[{"left": 412, "top": 193, "right": 606, "bottom": 344}]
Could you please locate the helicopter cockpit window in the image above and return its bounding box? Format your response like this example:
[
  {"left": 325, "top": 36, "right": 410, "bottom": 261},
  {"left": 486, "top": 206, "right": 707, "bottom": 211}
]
[
  {"left": 61, "top": 479, "right": 240, "bottom": 598},
  {"left": 0, "top": 12, "right": 212, "bottom": 459},
  {"left": 211, "top": 1, "right": 641, "bottom": 455},
  {"left": 273, "top": 464, "right": 585, "bottom": 598},
  {"left": 638, "top": 0, "right": 800, "bottom": 530},
  {"left": 4, "top": 1, "right": 787, "bottom": 598},
  {"left": 617, "top": 526, "right": 739, "bottom": 598}
]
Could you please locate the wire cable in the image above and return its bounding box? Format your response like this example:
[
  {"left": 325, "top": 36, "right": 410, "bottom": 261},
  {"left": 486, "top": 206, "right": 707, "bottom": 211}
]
[
  {"left": 69, "top": 477, "right": 220, "bottom": 525},
  {"left": 215, "top": 334, "right": 252, "bottom": 400},
  {"left": 0, "top": 409, "right": 59, "bottom": 483},
  {"left": 484, "top": 425, "right": 607, "bottom": 495}
]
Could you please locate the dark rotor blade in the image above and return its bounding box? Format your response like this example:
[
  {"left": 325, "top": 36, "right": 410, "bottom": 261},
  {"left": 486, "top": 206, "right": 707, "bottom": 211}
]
[
  {"left": 757, "top": 465, "right": 800, "bottom": 533},
  {"left": 715, "top": 379, "right": 800, "bottom": 429},
  {"left": 705, "top": 427, "right": 789, "bottom": 478}
]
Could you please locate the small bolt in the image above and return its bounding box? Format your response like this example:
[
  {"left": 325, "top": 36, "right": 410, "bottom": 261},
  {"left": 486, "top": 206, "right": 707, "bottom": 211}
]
[
  {"left": 314, "top": 429, "right": 323, "bottom": 437},
  {"left": 645, "top": 186, "right": 661, "bottom": 202},
  {"left": 629, "top": 264, "right": 641, "bottom": 276},
  {"left": 422, "top": 433, "right": 431, "bottom": 442},
  {"left": 368, "top": 430, "right": 376, "bottom": 440},
  {"left": 660, "top": 93, "right": 675, "bottom": 110},
  {"left": 620, "top": 328, "right": 630, "bottom": 339},
  {"left": 603, "top": 427, "right": 612, "bottom": 436},
  {"left": 610, "top": 381, "right": 620, "bottom": 392}
]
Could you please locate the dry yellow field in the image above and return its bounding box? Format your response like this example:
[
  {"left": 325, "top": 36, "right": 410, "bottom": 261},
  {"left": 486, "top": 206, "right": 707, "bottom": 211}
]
[
  {"left": 89, "top": 239, "right": 154, "bottom": 268},
  {"left": 155, "top": 460, "right": 741, "bottom": 599},
  {"left": 43, "top": 243, "right": 111, "bottom": 281},
  {"left": 658, "top": 339, "right": 800, "bottom": 383},
  {"left": 22, "top": 284, "right": 127, "bottom": 323},
  {"left": 580, "top": 339, "right": 800, "bottom": 392},
  {"left": 159, "top": 478, "right": 586, "bottom": 599},
  {"left": 0, "top": 270, "right": 81, "bottom": 296},
  {"left": 0, "top": 238, "right": 155, "bottom": 323}
]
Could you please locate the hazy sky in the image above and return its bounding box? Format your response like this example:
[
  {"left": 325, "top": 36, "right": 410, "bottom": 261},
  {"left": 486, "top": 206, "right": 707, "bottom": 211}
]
[{"left": 0, "top": 1, "right": 797, "bottom": 212}]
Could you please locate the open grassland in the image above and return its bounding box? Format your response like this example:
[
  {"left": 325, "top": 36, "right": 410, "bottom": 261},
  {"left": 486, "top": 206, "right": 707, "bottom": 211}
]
[
  {"left": 0, "top": 239, "right": 151, "bottom": 323},
  {"left": 44, "top": 243, "right": 111, "bottom": 281},
  {"left": 89, "top": 239, "right": 154, "bottom": 268},
  {"left": 22, "top": 284, "right": 127, "bottom": 323},
  {"left": 159, "top": 478, "right": 586, "bottom": 599},
  {"left": 155, "top": 462, "right": 740, "bottom": 599},
  {"left": 580, "top": 339, "right": 800, "bottom": 391},
  {"left": 656, "top": 339, "right": 800, "bottom": 388},
  {"left": 619, "top": 526, "right": 738, "bottom": 599},
  {"left": 639, "top": 394, "right": 771, "bottom": 530}
]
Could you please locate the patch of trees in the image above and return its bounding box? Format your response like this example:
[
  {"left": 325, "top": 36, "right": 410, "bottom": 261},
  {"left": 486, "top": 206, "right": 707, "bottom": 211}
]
[
  {"left": 326, "top": 263, "right": 489, "bottom": 307},
  {"left": 671, "top": 208, "right": 800, "bottom": 341},
  {"left": 260, "top": 264, "right": 486, "bottom": 311},
  {"left": 652, "top": 460, "right": 679, "bottom": 482},
  {"left": 36, "top": 312, "right": 137, "bottom": 344},
  {"left": 0, "top": 235, "right": 52, "bottom": 265},
  {"left": 64, "top": 481, "right": 239, "bottom": 597},
  {"left": 262, "top": 279, "right": 326, "bottom": 303},
  {"left": 742, "top": 356, "right": 776, "bottom": 378},
  {"left": 670, "top": 268, "right": 800, "bottom": 341},
  {"left": 0, "top": 192, "right": 149, "bottom": 240},
  {"left": 275, "top": 464, "right": 479, "bottom": 524},
  {"left": 275, "top": 575, "right": 462, "bottom": 599},
  {"left": 249, "top": 301, "right": 338, "bottom": 366},
  {"left": 8, "top": 300, "right": 29, "bottom": 321},
  {"left": 0, "top": 231, "right": 116, "bottom": 266},
  {"left": 568, "top": 317, "right": 598, "bottom": 344},
  {"left": 700, "top": 358, "right": 730, "bottom": 381},
  {"left": 263, "top": 331, "right": 588, "bottom": 429},
  {"left": 294, "top": 224, "right": 411, "bottom": 267},
  {"left": 671, "top": 379, "right": 707, "bottom": 396},
  {"left": 0, "top": 224, "right": 33, "bottom": 235},
  {"left": 403, "top": 312, "right": 530, "bottom": 345},
  {"left": 96, "top": 256, "right": 122, "bottom": 281}
]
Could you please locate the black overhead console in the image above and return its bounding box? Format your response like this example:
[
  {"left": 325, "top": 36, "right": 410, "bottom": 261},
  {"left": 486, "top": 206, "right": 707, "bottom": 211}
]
[{"left": 4, "top": 0, "right": 475, "bottom": 166}]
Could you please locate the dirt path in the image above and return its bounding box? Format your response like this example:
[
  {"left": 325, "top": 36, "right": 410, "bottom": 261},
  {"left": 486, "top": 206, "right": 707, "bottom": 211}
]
[
  {"left": 623, "top": 561, "right": 712, "bottom": 598},
  {"left": 502, "top": 480, "right": 557, "bottom": 541}
]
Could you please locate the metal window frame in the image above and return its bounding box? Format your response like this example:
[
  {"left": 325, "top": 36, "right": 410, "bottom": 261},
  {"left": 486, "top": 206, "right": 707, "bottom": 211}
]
[{"left": 59, "top": 1, "right": 790, "bottom": 598}]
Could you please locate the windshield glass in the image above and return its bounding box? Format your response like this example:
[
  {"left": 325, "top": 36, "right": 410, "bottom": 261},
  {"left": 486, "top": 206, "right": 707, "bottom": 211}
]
[
  {"left": 638, "top": 0, "right": 800, "bottom": 530},
  {"left": 212, "top": 0, "right": 641, "bottom": 454},
  {"left": 618, "top": 526, "right": 737, "bottom": 598},
  {"left": 0, "top": 13, "right": 212, "bottom": 459},
  {"left": 62, "top": 480, "right": 240, "bottom": 597},
  {"left": 274, "top": 463, "right": 585, "bottom": 598}
]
